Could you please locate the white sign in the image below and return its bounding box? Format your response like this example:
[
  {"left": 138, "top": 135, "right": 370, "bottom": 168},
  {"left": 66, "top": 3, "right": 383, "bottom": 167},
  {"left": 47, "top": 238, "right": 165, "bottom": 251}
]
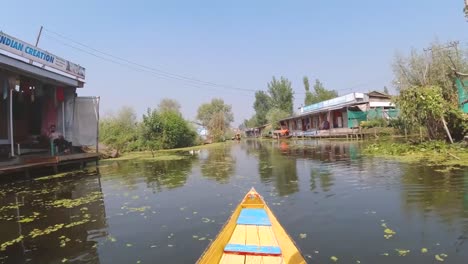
[{"left": 0, "top": 31, "right": 85, "bottom": 79}]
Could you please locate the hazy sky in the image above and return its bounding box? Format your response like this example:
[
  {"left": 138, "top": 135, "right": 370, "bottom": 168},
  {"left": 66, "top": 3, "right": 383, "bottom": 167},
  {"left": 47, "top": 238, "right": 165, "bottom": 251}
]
[{"left": 2, "top": 0, "right": 466, "bottom": 125}]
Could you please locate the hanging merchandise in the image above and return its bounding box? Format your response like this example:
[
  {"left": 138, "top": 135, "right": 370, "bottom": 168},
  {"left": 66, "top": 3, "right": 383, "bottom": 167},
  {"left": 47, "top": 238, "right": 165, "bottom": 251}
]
[
  {"left": 35, "top": 84, "right": 44, "bottom": 97},
  {"left": 53, "top": 86, "right": 57, "bottom": 107},
  {"left": 2, "top": 78, "right": 7, "bottom": 100},
  {"left": 56, "top": 86, "right": 64, "bottom": 102}
]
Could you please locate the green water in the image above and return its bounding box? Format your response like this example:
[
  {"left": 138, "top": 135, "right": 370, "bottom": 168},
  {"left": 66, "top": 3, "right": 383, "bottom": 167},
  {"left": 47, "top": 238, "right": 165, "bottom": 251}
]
[{"left": 0, "top": 140, "right": 467, "bottom": 263}]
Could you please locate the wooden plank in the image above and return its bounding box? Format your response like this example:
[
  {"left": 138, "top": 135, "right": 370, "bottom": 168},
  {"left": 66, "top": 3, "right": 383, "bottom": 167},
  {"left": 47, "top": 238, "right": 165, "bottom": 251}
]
[
  {"left": 237, "top": 209, "right": 271, "bottom": 226},
  {"left": 258, "top": 226, "right": 278, "bottom": 247},
  {"left": 245, "top": 225, "right": 260, "bottom": 246},
  {"left": 229, "top": 225, "right": 246, "bottom": 245},
  {"left": 262, "top": 256, "right": 283, "bottom": 264},
  {"left": 219, "top": 253, "right": 245, "bottom": 264},
  {"left": 245, "top": 255, "right": 262, "bottom": 264},
  {"left": 224, "top": 244, "right": 281, "bottom": 256}
]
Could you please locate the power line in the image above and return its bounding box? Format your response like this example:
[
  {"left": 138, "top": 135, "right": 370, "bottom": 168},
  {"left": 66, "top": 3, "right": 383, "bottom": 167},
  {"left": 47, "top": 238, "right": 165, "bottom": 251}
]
[
  {"left": 42, "top": 34, "right": 254, "bottom": 97},
  {"left": 43, "top": 28, "right": 258, "bottom": 93}
]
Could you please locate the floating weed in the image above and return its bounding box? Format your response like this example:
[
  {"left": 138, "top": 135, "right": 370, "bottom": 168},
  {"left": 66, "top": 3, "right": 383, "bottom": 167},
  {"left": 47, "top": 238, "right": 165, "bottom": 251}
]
[
  {"left": 395, "top": 249, "right": 410, "bottom": 256},
  {"left": 440, "top": 254, "right": 448, "bottom": 258},
  {"left": 435, "top": 254, "right": 445, "bottom": 261},
  {"left": 193, "top": 235, "right": 199, "bottom": 239},
  {"left": 330, "top": 256, "right": 338, "bottom": 262},
  {"left": 383, "top": 227, "right": 396, "bottom": 239},
  {"left": 122, "top": 206, "right": 151, "bottom": 213},
  {"left": 137, "top": 261, "right": 141, "bottom": 264},
  {"left": 201, "top": 218, "right": 210, "bottom": 223},
  {"left": 314, "top": 250, "right": 319, "bottom": 254},
  {"left": 62, "top": 258, "right": 68, "bottom": 263},
  {"left": 150, "top": 245, "right": 157, "bottom": 248},
  {"left": 49, "top": 192, "right": 102, "bottom": 209},
  {"left": 168, "top": 244, "right": 174, "bottom": 247},
  {"left": 299, "top": 233, "right": 307, "bottom": 239},
  {"left": 356, "top": 261, "right": 361, "bottom": 264},
  {"left": 0, "top": 235, "right": 24, "bottom": 251},
  {"left": 382, "top": 253, "right": 389, "bottom": 256},
  {"left": 30, "top": 224, "right": 64, "bottom": 238},
  {"left": 107, "top": 235, "right": 117, "bottom": 242},
  {"left": 193, "top": 211, "right": 198, "bottom": 215},
  {"left": 421, "top": 248, "right": 428, "bottom": 253},
  {"left": 126, "top": 243, "right": 133, "bottom": 247},
  {"left": 198, "top": 237, "right": 206, "bottom": 241},
  {"left": 59, "top": 236, "right": 71, "bottom": 248}
]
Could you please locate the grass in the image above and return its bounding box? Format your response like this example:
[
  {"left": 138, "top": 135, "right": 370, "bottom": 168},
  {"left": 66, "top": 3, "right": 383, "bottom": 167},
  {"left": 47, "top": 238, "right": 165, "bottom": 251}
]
[{"left": 105, "top": 141, "right": 233, "bottom": 161}]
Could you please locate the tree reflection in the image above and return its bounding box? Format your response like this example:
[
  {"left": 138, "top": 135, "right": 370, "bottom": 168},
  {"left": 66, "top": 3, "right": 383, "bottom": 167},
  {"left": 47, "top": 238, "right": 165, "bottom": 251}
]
[
  {"left": 401, "top": 165, "right": 468, "bottom": 227},
  {"left": 142, "top": 158, "right": 195, "bottom": 191},
  {"left": 200, "top": 146, "right": 235, "bottom": 183},
  {"left": 310, "top": 166, "right": 334, "bottom": 192},
  {"left": 257, "top": 141, "right": 299, "bottom": 196}
]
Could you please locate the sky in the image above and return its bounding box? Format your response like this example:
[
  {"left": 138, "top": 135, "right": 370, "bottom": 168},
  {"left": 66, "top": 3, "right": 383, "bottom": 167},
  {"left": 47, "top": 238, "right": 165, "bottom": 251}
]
[{"left": 2, "top": 0, "right": 467, "bottom": 126}]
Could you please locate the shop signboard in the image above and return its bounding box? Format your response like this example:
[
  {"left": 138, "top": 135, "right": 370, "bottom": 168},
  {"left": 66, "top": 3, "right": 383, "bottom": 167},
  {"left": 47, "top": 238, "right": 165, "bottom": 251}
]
[{"left": 0, "top": 31, "right": 85, "bottom": 79}]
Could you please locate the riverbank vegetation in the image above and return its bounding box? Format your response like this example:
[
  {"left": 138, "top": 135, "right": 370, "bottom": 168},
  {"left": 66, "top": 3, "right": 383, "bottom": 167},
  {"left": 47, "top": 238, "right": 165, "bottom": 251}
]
[
  {"left": 363, "top": 141, "right": 468, "bottom": 167},
  {"left": 99, "top": 98, "right": 235, "bottom": 155}
]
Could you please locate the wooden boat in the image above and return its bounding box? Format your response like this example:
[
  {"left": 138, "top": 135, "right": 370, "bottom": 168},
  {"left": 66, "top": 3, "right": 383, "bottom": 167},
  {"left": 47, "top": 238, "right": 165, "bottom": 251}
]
[{"left": 197, "top": 188, "right": 306, "bottom": 264}]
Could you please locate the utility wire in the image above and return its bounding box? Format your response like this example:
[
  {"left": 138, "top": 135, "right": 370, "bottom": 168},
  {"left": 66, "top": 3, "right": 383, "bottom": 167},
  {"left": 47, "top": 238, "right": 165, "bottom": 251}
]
[
  {"left": 42, "top": 34, "right": 254, "bottom": 97},
  {"left": 43, "top": 28, "right": 257, "bottom": 93}
]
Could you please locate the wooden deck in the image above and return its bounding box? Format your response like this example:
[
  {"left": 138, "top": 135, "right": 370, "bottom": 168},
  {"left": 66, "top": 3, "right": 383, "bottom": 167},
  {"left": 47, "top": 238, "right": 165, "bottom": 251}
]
[
  {"left": 0, "top": 153, "right": 99, "bottom": 176},
  {"left": 220, "top": 224, "right": 283, "bottom": 264}
]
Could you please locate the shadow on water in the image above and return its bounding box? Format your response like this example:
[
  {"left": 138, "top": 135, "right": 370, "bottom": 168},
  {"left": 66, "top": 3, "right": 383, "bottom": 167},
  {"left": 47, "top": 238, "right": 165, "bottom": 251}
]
[{"left": 0, "top": 173, "right": 107, "bottom": 264}]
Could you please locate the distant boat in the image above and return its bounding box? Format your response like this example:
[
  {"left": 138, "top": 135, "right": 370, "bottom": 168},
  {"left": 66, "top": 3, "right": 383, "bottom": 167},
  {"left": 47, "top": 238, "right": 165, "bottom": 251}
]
[{"left": 197, "top": 188, "right": 306, "bottom": 264}]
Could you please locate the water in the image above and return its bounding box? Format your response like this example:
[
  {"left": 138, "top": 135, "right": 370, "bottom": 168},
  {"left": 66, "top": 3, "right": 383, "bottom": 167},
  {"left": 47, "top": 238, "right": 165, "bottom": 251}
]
[{"left": 0, "top": 140, "right": 467, "bottom": 264}]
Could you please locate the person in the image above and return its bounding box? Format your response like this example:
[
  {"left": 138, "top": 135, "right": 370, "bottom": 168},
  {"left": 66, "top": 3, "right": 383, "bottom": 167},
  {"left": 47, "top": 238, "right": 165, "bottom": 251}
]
[{"left": 48, "top": 125, "right": 71, "bottom": 154}]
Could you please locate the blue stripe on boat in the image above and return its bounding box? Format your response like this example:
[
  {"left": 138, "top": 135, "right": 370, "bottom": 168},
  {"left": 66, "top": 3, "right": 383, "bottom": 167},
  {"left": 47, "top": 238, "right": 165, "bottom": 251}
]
[
  {"left": 237, "top": 208, "right": 271, "bottom": 226},
  {"left": 224, "top": 244, "right": 281, "bottom": 255}
]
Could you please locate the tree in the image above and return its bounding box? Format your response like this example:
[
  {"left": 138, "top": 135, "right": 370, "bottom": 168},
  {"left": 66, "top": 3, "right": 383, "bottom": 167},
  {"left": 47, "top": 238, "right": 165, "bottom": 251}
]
[
  {"left": 242, "top": 115, "right": 257, "bottom": 128},
  {"left": 392, "top": 41, "right": 468, "bottom": 141},
  {"left": 158, "top": 98, "right": 181, "bottom": 114},
  {"left": 197, "top": 98, "right": 234, "bottom": 141},
  {"left": 307, "top": 79, "right": 338, "bottom": 104},
  {"left": 99, "top": 106, "right": 138, "bottom": 152},
  {"left": 141, "top": 108, "right": 196, "bottom": 155},
  {"left": 267, "top": 77, "right": 294, "bottom": 114},
  {"left": 383, "top": 86, "right": 389, "bottom": 94},
  {"left": 266, "top": 108, "right": 290, "bottom": 129},
  {"left": 303, "top": 76, "right": 314, "bottom": 105},
  {"left": 253, "top": 91, "right": 271, "bottom": 126},
  {"left": 464, "top": 0, "right": 468, "bottom": 19}
]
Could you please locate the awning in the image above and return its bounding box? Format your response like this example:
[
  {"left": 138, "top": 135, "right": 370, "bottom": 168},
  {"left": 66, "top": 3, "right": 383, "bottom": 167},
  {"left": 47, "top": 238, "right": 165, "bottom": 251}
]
[{"left": 0, "top": 53, "right": 83, "bottom": 88}]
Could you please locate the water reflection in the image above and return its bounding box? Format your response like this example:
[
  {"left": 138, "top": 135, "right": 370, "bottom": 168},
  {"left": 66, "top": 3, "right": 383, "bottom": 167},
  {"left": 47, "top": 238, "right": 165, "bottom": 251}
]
[
  {"left": 256, "top": 141, "right": 299, "bottom": 196},
  {"left": 200, "top": 146, "right": 236, "bottom": 183},
  {"left": 0, "top": 173, "right": 107, "bottom": 264}
]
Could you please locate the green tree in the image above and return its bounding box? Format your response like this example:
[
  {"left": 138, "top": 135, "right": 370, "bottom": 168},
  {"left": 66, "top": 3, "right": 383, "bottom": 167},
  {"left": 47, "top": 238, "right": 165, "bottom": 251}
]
[
  {"left": 267, "top": 76, "right": 294, "bottom": 114},
  {"left": 266, "top": 108, "right": 289, "bottom": 129},
  {"left": 308, "top": 79, "right": 338, "bottom": 104},
  {"left": 304, "top": 76, "right": 314, "bottom": 105},
  {"left": 99, "top": 106, "right": 138, "bottom": 152},
  {"left": 242, "top": 115, "right": 257, "bottom": 128},
  {"left": 393, "top": 41, "right": 468, "bottom": 141},
  {"left": 197, "top": 98, "right": 234, "bottom": 141},
  {"left": 141, "top": 108, "right": 196, "bottom": 155},
  {"left": 253, "top": 91, "right": 271, "bottom": 126},
  {"left": 158, "top": 98, "right": 181, "bottom": 114}
]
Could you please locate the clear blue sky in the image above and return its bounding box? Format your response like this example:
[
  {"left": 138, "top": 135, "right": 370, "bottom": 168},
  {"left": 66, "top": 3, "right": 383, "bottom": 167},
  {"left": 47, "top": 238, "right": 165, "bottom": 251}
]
[{"left": 2, "top": 0, "right": 467, "bottom": 125}]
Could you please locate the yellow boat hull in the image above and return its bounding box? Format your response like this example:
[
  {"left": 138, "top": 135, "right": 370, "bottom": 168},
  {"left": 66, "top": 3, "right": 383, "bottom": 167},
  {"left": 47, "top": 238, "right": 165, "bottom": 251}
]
[{"left": 197, "top": 188, "right": 306, "bottom": 264}]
